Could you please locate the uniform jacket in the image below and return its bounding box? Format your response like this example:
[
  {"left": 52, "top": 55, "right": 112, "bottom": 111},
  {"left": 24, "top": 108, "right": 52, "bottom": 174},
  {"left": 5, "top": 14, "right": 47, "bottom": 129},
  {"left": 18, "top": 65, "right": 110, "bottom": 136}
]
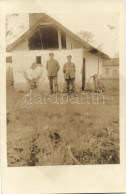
[
  {"left": 63, "top": 62, "right": 76, "bottom": 79},
  {"left": 46, "top": 59, "right": 60, "bottom": 77}
]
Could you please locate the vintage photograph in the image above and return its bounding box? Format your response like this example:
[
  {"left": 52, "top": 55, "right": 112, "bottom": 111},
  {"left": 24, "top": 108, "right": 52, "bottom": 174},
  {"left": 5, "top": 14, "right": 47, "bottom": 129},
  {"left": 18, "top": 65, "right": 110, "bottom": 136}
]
[{"left": 6, "top": 12, "right": 119, "bottom": 166}]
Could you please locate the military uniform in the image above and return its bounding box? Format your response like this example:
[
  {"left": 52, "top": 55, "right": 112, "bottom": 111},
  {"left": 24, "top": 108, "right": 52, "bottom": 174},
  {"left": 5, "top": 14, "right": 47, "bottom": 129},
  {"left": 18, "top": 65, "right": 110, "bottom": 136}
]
[
  {"left": 63, "top": 61, "right": 76, "bottom": 92},
  {"left": 46, "top": 59, "right": 60, "bottom": 93}
]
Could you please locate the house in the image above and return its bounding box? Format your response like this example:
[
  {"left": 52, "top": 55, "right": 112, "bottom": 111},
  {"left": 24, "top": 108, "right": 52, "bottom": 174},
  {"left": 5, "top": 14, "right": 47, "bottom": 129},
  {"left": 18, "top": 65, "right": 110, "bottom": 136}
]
[
  {"left": 6, "top": 13, "right": 110, "bottom": 92},
  {"left": 102, "top": 58, "right": 119, "bottom": 79}
]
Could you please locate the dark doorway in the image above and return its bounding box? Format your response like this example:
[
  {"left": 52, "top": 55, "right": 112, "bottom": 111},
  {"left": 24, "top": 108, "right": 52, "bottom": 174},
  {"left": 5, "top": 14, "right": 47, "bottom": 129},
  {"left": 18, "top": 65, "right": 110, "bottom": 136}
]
[{"left": 82, "top": 58, "right": 86, "bottom": 91}]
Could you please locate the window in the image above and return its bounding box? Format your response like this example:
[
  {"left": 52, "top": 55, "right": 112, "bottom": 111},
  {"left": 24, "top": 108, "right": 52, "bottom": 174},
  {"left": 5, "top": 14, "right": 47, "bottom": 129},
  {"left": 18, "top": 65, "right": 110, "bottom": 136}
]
[
  {"left": 105, "top": 68, "right": 109, "bottom": 75},
  {"left": 36, "top": 56, "right": 41, "bottom": 64}
]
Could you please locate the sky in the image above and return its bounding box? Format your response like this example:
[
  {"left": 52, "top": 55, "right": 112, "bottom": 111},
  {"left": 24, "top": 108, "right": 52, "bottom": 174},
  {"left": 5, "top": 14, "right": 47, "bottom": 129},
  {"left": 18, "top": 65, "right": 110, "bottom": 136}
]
[{"left": 6, "top": 11, "right": 119, "bottom": 58}]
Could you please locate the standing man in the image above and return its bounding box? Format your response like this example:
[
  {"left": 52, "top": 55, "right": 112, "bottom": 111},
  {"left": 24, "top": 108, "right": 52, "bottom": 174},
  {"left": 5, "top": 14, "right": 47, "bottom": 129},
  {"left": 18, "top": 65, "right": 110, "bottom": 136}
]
[
  {"left": 46, "top": 53, "right": 60, "bottom": 94},
  {"left": 63, "top": 55, "right": 76, "bottom": 93}
]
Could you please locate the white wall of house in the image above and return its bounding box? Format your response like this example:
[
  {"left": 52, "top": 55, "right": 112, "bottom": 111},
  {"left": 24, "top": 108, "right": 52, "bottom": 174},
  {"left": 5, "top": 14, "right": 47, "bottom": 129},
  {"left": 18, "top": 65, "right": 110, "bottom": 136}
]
[
  {"left": 102, "top": 65, "right": 119, "bottom": 78},
  {"left": 84, "top": 51, "right": 103, "bottom": 89},
  {"left": 11, "top": 48, "right": 103, "bottom": 91},
  {"left": 12, "top": 49, "right": 83, "bottom": 91},
  {"left": 84, "top": 52, "right": 102, "bottom": 79}
]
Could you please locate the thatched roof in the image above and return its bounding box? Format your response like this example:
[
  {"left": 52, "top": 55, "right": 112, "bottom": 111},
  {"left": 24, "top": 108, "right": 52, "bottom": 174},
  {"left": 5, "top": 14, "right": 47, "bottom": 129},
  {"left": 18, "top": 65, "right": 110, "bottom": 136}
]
[{"left": 6, "top": 13, "right": 109, "bottom": 59}]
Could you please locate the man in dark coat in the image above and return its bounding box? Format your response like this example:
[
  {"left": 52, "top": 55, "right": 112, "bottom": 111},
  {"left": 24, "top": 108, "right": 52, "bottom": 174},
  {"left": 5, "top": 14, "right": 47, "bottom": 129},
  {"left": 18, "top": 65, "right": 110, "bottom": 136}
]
[
  {"left": 46, "top": 53, "right": 60, "bottom": 94},
  {"left": 63, "top": 55, "right": 76, "bottom": 93}
]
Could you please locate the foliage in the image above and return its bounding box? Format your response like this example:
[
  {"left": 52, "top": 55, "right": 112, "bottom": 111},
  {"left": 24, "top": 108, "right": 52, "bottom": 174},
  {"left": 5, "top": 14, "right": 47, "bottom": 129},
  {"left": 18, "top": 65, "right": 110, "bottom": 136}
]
[{"left": 77, "top": 30, "right": 103, "bottom": 51}]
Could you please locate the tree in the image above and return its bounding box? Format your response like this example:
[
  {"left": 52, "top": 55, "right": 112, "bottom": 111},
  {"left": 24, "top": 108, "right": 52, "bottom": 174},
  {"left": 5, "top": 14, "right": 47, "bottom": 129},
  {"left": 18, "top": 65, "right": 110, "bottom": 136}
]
[
  {"left": 6, "top": 14, "right": 19, "bottom": 37},
  {"left": 77, "top": 30, "right": 103, "bottom": 51},
  {"left": 77, "top": 30, "right": 95, "bottom": 44},
  {"left": 6, "top": 14, "right": 26, "bottom": 43},
  {"left": 96, "top": 43, "right": 103, "bottom": 51}
]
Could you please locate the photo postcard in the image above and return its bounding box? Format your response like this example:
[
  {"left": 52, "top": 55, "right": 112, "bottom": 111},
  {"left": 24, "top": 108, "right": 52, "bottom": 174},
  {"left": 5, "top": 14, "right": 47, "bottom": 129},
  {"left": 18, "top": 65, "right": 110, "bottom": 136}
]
[{"left": 0, "top": 0, "right": 126, "bottom": 193}]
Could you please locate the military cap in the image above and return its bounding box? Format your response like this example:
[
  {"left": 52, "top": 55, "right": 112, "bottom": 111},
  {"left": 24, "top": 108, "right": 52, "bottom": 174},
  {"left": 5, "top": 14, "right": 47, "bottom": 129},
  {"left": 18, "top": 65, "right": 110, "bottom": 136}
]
[
  {"left": 67, "top": 55, "right": 72, "bottom": 58},
  {"left": 49, "top": 53, "right": 54, "bottom": 56}
]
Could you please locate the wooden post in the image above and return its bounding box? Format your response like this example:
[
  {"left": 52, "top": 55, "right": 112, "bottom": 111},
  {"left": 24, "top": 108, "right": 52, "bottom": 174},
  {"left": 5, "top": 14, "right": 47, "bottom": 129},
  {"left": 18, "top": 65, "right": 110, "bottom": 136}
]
[
  {"left": 82, "top": 58, "right": 85, "bottom": 91},
  {"left": 58, "top": 28, "right": 62, "bottom": 50},
  {"left": 39, "top": 29, "right": 43, "bottom": 49}
]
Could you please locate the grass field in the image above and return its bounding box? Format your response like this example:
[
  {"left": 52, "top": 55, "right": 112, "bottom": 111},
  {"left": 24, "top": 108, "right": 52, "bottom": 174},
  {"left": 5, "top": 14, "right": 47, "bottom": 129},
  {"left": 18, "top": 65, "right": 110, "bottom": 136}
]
[{"left": 7, "top": 77, "right": 119, "bottom": 166}]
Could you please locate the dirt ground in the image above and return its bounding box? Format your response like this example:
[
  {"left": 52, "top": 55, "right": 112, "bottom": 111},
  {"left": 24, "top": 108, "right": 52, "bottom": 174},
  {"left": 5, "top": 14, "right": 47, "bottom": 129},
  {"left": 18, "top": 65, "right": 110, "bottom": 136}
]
[{"left": 7, "top": 74, "right": 119, "bottom": 166}]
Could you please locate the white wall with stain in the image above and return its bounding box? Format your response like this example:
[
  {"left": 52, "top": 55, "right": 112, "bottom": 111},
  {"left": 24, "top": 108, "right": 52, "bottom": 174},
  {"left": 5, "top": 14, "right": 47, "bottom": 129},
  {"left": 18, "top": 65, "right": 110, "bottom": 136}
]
[
  {"left": 84, "top": 51, "right": 103, "bottom": 89},
  {"left": 84, "top": 52, "right": 102, "bottom": 79},
  {"left": 12, "top": 49, "right": 83, "bottom": 91},
  {"left": 12, "top": 48, "right": 102, "bottom": 91}
]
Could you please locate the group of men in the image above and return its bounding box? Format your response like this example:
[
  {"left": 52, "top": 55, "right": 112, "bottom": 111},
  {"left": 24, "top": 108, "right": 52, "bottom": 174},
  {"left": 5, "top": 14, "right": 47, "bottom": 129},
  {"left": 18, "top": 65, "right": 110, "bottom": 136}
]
[
  {"left": 46, "top": 52, "right": 76, "bottom": 94},
  {"left": 25, "top": 52, "right": 106, "bottom": 93},
  {"left": 24, "top": 52, "right": 76, "bottom": 93}
]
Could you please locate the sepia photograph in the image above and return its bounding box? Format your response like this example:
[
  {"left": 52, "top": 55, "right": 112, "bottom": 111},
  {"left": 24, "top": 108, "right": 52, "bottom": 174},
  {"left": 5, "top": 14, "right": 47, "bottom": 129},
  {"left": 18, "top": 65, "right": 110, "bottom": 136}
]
[
  {"left": 1, "top": 0, "right": 126, "bottom": 193},
  {"left": 6, "top": 11, "right": 120, "bottom": 166}
]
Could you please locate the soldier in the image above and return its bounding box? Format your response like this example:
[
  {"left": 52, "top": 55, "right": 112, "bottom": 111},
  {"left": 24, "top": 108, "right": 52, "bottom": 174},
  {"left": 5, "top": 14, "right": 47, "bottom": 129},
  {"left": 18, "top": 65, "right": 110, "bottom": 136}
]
[
  {"left": 63, "top": 55, "right": 76, "bottom": 93},
  {"left": 46, "top": 53, "right": 60, "bottom": 94}
]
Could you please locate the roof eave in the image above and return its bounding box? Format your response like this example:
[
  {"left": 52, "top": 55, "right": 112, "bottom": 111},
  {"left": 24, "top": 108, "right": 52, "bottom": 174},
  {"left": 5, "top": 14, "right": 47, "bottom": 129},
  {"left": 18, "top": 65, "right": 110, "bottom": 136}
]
[{"left": 6, "top": 13, "right": 110, "bottom": 59}]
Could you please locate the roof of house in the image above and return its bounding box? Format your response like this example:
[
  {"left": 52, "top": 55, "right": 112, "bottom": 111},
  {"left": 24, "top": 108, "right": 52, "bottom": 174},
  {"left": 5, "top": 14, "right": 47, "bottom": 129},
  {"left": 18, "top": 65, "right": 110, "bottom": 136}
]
[
  {"left": 103, "top": 58, "right": 119, "bottom": 66},
  {"left": 6, "top": 13, "right": 109, "bottom": 59}
]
